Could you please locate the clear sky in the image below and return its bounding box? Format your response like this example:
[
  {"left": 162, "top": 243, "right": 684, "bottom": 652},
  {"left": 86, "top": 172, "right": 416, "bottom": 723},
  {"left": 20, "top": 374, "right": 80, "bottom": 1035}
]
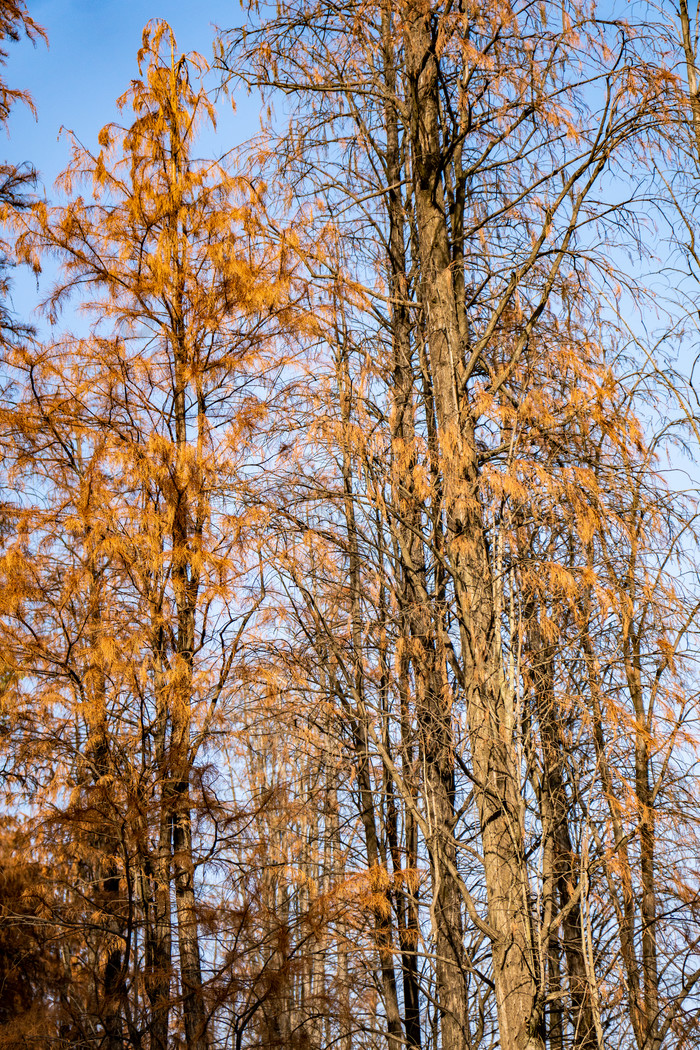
[
  {"left": 2, "top": 0, "right": 259, "bottom": 323},
  {"left": 5, "top": 1, "right": 255, "bottom": 186}
]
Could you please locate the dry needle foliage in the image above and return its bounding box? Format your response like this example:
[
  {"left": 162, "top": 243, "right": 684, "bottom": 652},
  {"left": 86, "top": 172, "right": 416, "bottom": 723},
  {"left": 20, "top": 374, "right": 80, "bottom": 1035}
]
[{"left": 1, "top": 5, "right": 700, "bottom": 1050}]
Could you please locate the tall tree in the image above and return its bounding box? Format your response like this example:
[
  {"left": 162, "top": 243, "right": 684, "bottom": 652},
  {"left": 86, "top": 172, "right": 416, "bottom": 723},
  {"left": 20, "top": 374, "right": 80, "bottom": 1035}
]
[
  {"left": 219, "top": 4, "right": 693, "bottom": 1050},
  {"left": 2, "top": 20, "right": 299, "bottom": 1048}
]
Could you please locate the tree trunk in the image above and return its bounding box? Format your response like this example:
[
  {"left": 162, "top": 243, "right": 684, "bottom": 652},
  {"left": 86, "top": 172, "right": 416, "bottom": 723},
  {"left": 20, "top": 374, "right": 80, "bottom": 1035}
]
[
  {"left": 403, "top": 5, "right": 543, "bottom": 1047},
  {"left": 530, "top": 628, "right": 597, "bottom": 1050},
  {"left": 338, "top": 342, "right": 405, "bottom": 1050}
]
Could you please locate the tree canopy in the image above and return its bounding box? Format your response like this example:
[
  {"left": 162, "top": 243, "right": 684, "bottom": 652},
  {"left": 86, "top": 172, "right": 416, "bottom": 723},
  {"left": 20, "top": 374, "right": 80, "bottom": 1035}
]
[{"left": 2, "top": 4, "right": 700, "bottom": 1050}]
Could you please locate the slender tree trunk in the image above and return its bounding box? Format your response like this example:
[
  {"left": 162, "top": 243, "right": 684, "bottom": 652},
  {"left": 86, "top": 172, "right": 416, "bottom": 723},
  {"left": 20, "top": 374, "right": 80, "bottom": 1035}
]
[
  {"left": 169, "top": 346, "right": 208, "bottom": 1050},
  {"left": 143, "top": 811, "right": 172, "bottom": 1050},
  {"left": 328, "top": 774, "right": 353, "bottom": 1050},
  {"left": 381, "top": 7, "right": 471, "bottom": 1043},
  {"left": 170, "top": 776, "right": 207, "bottom": 1050},
  {"left": 142, "top": 629, "right": 173, "bottom": 1050},
  {"left": 625, "top": 629, "right": 661, "bottom": 1050},
  {"left": 403, "top": 6, "right": 543, "bottom": 1048},
  {"left": 382, "top": 8, "right": 424, "bottom": 1043},
  {"left": 337, "top": 340, "right": 405, "bottom": 1050},
  {"left": 582, "top": 625, "right": 646, "bottom": 1046},
  {"left": 529, "top": 628, "right": 597, "bottom": 1050},
  {"left": 84, "top": 577, "right": 126, "bottom": 1050},
  {"left": 166, "top": 88, "right": 209, "bottom": 1032}
]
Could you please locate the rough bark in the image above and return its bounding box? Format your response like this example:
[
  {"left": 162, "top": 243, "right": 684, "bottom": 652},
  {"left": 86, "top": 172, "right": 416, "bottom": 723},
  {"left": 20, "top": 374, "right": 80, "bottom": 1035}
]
[
  {"left": 339, "top": 343, "right": 405, "bottom": 1050},
  {"left": 403, "top": 5, "right": 543, "bottom": 1047},
  {"left": 529, "top": 628, "right": 597, "bottom": 1050},
  {"left": 84, "top": 578, "right": 127, "bottom": 1050}
]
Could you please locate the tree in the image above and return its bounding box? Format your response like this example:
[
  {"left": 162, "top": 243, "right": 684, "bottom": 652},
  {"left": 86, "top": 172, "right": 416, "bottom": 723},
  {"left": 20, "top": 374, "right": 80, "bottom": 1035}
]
[
  {"left": 218, "top": 3, "right": 697, "bottom": 1049},
  {"left": 0, "top": 0, "right": 43, "bottom": 344},
  {"left": 2, "top": 20, "right": 300, "bottom": 1048},
  {"left": 3, "top": 5, "right": 700, "bottom": 1050}
]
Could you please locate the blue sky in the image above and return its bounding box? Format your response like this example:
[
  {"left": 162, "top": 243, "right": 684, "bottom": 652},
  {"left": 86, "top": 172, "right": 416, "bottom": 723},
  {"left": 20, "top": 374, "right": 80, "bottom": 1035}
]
[
  {"left": 3, "top": 0, "right": 260, "bottom": 323},
  {"left": 5, "top": 1, "right": 256, "bottom": 187}
]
